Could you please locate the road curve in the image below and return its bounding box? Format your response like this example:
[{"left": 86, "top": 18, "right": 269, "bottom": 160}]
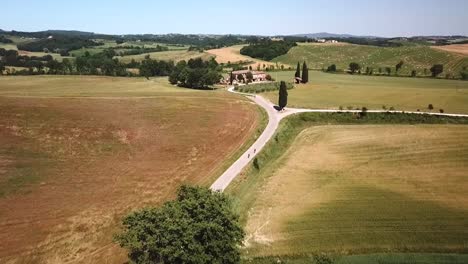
[{"left": 210, "top": 87, "right": 468, "bottom": 192}]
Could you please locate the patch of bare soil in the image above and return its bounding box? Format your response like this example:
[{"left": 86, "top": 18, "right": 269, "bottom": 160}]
[{"left": 432, "top": 44, "right": 468, "bottom": 56}]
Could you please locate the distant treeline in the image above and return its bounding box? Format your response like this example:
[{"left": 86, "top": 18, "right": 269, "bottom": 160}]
[
  {"left": 114, "top": 45, "right": 169, "bottom": 56},
  {"left": 0, "top": 35, "right": 13, "bottom": 44},
  {"left": 0, "top": 48, "right": 53, "bottom": 67},
  {"left": 17, "top": 36, "right": 102, "bottom": 55},
  {"left": 333, "top": 37, "right": 403, "bottom": 47},
  {"left": 6, "top": 30, "right": 116, "bottom": 40},
  {"left": 122, "top": 34, "right": 244, "bottom": 49},
  {"left": 240, "top": 40, "right": 297, "bottom": 61},
  {"left": 0, "top": 48, "right": 222, "bottom": 88},
  {"left": 6, "top": 30, "right": 246, "bottom": 51},
  {"left": 0, "top": 48, "right": 130, "bottom": 76}
]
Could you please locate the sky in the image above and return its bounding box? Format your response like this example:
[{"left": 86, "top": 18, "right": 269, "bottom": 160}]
[{"left": 2, "top": 0, "right": 468, "bottom": 37}]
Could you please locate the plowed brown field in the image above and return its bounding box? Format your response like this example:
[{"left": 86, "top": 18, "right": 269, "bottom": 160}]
[{"left": 0, "top": 76, "right": 260, "bottom": 263}]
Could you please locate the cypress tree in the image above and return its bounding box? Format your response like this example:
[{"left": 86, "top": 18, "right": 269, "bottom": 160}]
[
  {"left": 295, "top": 62, "right": 301, "bottom": 78},
  {"left": 301, "top": 61, "right": 309, "bottom": 83},
  {"left": 278, "top": 81, "right": 288, "bottom": 110}
]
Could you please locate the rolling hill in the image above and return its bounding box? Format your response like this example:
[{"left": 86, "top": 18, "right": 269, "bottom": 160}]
[{"left": 273, "top": 43, "right": 468, "bottom": 77}]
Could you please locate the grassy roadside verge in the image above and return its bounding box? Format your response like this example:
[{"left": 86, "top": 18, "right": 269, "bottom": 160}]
[
  {"left": 227, "top": 112, "right": 468, "bottom": 263},
  {"left": 244, "top": 253, "right": 468, "bottom": 264}
]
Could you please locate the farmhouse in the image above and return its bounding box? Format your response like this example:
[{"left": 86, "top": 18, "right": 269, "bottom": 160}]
[{"left": 230, "top": 70, "right": 268, "bottom": 84}]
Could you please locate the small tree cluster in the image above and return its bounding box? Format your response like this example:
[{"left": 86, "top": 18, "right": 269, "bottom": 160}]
[
  {"left": 169, "top": 58, "right": 221, "bottom": 89},
  {"left": 430, "top": 64, "right": 444, "bottom": 77},
  {"left": 349, "top": 62, "right": 361, "bottom": 74},
  {"left": 326, "top": 64, "right": 337, "bottom": 72},
  {"left": 115, "top": 185, "right": 244, "bottom": 264},
  {"left": 293, "top": 61, "right": 309, "bottom": 83}
]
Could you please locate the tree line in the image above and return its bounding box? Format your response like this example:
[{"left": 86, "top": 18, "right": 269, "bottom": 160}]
[
  {"left": 240, "top": 40, "right": 297, "bottom": 61},
  {"left": 325, "top": 61, "right": 467, "bottom": 80},
  {"left": 17, "top": 36, "right": 102, "bottom": 55},
  {"left": 0, "top": 35, "right": 13, "bottom": 44},
  {"left": 169, "top": 58, "right": 222, "bottom": 89},
  {"left": 0, "top": 49, "right": 223, "bottom": 88},
  {"left": 116, "top": 45, "right": 169, "bottom": 56},
  {"left": 332, "top": 37, "right": 403, "bottom": 47}
]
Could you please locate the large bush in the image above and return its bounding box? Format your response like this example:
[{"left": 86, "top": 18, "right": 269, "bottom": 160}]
[
  {"left": 115, "top": 185, "right": 244, "bottom": 264},
  {"left": 240, "top": 40, "right": 297, "bottom": 61}
]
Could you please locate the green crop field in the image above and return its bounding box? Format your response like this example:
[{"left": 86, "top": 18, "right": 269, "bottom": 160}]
[
  {"left": 273, "top": 43, "right": 468, "bottom": 77},
  {"left": 228, "top": 113, "right": 468, "bottom": 263},
  {"left": 262, "top": 71, "right": 468, "bottom": 114}
]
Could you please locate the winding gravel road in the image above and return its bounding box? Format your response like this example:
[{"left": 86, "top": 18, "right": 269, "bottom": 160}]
[{"left": 210, "top": 87, "right": 468, "bottom": 192}]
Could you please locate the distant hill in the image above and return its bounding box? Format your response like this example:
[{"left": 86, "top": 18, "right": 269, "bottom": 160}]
[{"left": 292, "top": 32, "right": 380, "bottom": 39}]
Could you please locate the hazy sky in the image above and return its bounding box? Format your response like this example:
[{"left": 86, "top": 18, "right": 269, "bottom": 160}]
[{"left": 2, "top": 0, "right": 468, "bottom": 37}]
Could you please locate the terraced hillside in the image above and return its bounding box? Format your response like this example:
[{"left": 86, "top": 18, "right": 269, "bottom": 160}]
[{"left": 273, "top": 43, "right": 468, "bottom": 77}]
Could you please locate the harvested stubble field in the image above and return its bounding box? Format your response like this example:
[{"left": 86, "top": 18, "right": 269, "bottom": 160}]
[
  {"left": 432, "top": 44, "right": 468, "bottom": 56},
  {"left": 0, "top": 76, "right": 261, "bottom": 263},
  {"left": 228, "top": 113, "right": 468, "bottom": 263},
  {"left": 243, "top": 125, "right": 468, "bottom": 256},
  {"left": 207, "top": 45, "right": 281, "bottom": 69}
]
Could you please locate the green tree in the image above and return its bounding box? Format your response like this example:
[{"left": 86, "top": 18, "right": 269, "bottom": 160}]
[
  {"left": 278, "top": 81, "right": 288, "bottom": 110},
  {"left": 430, "top": 64, "right": 444, "bottom": 77},
  {"left": 229, "top": 71, "right": 234, "bottom": 85},
  {"left": 461, "top": 70, "right": 468, "bottom": 80},
  {"left": 62, "top": 58, "right": 73, "bottom": 74},
  {"left": 349, "top": 62, "right": 361, "bottom": 74},
  {"left": 385, "top": 67, "right": 392, "bottom": 76},
  {"left": 301, "top": 61, "right": 309, "bottom": 83},
  {"left": 237, "top": 73, "right": 245, "bottom": 83},
  {"left": 395, "top": 60, "right": 404, "bottom": 73},
  {"left": 115, "top": 185, "right": 244, "bottom": 264},
  {"left": 0, "top": 62, "right": 5, "bottom": 75},
  {"left": 245, "top": 71, "right": 254, "bottom": 84},
  {"left": 326, "top": 64, "right": 337, "bottom": 72},
  {"left": 295, "top": 62, "right": 301, "bottom": 78}
]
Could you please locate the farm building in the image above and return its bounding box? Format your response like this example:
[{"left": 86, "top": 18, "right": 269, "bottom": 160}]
[{"left": 230, "top": 70, "right": 268, "bottom": 84}]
